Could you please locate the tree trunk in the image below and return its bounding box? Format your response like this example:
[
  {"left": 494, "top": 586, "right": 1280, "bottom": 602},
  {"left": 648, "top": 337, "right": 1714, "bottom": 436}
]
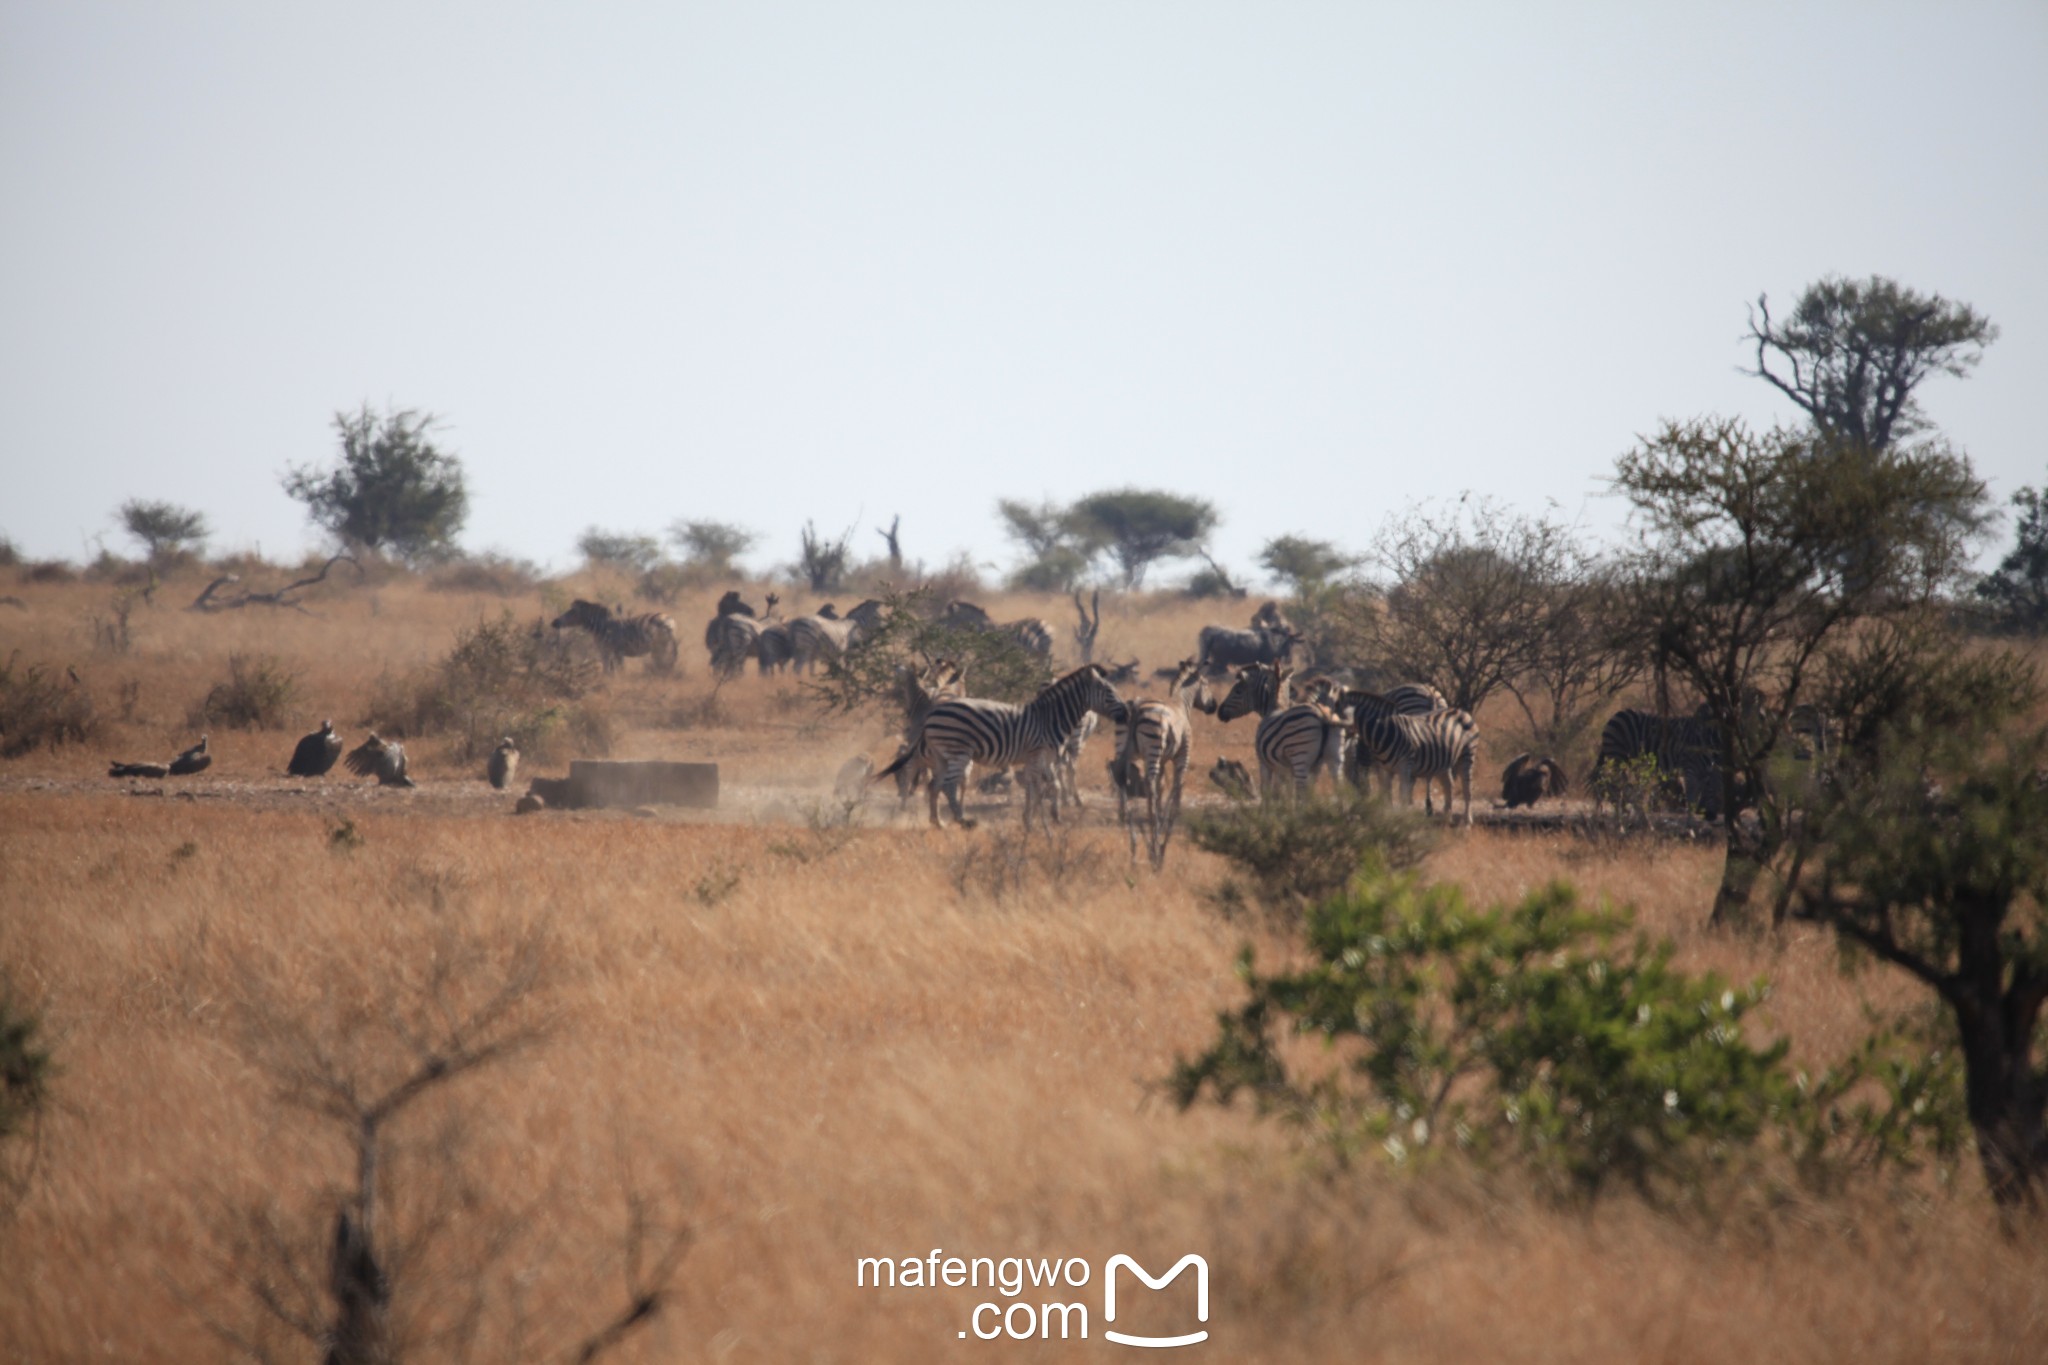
[{"left": 1957, "top": 1007, "right": 2047, "bottom": 1213}]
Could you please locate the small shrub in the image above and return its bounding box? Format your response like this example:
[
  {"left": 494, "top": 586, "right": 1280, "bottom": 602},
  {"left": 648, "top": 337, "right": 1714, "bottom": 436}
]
[
  {"left": 1, "top": 976, "right": 55, "bottom": 1208},
  {"left": 194, "top": 653, "right": 299, "bottom": 730},
  {"left": 364, "top": 612, "right": 599, "bottom": 763},
  {"left": 949, "top": 822, "right": 1113, "bottom": 904},
  {"left": 0, "top": 654, "right": 99, "bottom": 757},
  {"left": 1186, "top": 792, "right": 1433, "bottom": 924},
  {"left": 426, "top": 552, "right": 542, "bottom": 596},
  {"left": 22, "top": 560, "right": 76, "bottom": 585},
  {"left": 86, "top": 589, "right": 143, "bottom": 654},
  {"left": 0, "top": 535, "right": 19, "bottom": 568}
]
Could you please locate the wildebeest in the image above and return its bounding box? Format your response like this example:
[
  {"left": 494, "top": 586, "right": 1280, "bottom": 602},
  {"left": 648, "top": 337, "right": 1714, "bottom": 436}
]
[
  {"left": 1196, "top": 622, "right": 1302, "bottom": 676},
  {"left": 1500, "top": 753, "right": 1568, "bottom": 809}
]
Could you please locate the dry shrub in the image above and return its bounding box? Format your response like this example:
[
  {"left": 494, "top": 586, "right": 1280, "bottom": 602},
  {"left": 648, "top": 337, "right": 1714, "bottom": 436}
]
[
  {"left": 0, "top": 654, "right": 98, "bottom": 756},
  {"left": 191, "top": 653, "right": 299, "bottom": 730},
  {"left": 948, "top": 821, "right": 1117, "bottom": 903},
  {"left": 364, "top": 611, "right": 602, "bottom": 764},
  {"left": 426, "top": 552, "right": 543, "bottom": 596},
  {"left": 20, "top": 561, "right": 75, "bottom": 585}
]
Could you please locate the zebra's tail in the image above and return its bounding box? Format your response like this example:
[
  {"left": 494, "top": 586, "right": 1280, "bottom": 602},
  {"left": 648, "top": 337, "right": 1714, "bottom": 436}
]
[{"left": 873, "top": 745, "right": 915, "bottom": 783}]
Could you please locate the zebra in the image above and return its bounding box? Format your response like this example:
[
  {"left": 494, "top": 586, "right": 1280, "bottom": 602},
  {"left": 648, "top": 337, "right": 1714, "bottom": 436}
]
[
  {"left": 1107, "top": 657, "right": 1211, "bottom": 866},
  {"left": 1215, "top": 661, "right": 1346, "bottom": 801},
  {"left": 873, "top": 664, "right": 1124, "bottom": 830},
  {"left": 940, "top": 600, "right": 1056, "bottom": 658},
  {"left": 885, "top": 657, "right": 967, "bottom": 804},
  {"left": 754, "top": 618, "right": 795, "bottom": 675},
  {"left": 703, "top": 591, "right": 777, "bottom": 679},
  {"left": 1592, "top": 708, "right": 1726, "bottom": 821},
  {"left": 1353, "top": 709, "right": 1479, "bottom": 823},
  {"left": 1329, "top": 684, "right": 1448, "bottom": 788},
  {"left": 788, "top": 604, "right": 859, "bottom": 674},
  {"left": 551, "top": 599, "right": 680, "bottom": 674}
]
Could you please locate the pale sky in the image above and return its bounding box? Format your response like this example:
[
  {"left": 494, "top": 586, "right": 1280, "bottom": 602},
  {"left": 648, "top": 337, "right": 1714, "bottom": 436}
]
[{"left": 4, "top": 2, "right": 2044, "bottom": 586}]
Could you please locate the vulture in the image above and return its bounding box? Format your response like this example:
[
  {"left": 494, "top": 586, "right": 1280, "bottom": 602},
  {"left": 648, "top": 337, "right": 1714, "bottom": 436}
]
[
  {"left": 344, "top": 733, "right": 415, "bottom": 788},
  {"left": 1500, "top": 753, "right": 1569, "bottom": 810},
  {"left": 287, "top": 719, "right": 343, "bottom": 777},
  {"left": 109, "top": 734, "right": 210, "bottom": 780},
  {"left": 486, "top": 737, "right": 519, "bottom": 790}
]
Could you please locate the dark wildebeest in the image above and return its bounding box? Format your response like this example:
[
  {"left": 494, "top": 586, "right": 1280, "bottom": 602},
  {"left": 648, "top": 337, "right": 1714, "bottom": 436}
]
[
  {"left": 1500, "top": 753, "right": 1569, "bottom": 809},
  {"left": 1195, "top": 623, "right": 1301, "bottom": 676}
]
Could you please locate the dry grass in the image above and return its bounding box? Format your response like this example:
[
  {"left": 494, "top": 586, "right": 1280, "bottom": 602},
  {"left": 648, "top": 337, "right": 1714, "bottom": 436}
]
[{"left": 1, "top": 569, "right": 2044, "bottom": 1361}]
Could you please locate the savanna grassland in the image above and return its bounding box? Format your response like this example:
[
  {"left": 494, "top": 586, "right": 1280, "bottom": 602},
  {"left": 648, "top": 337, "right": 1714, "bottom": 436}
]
[{"left": 2, "top": 563, "right": 2044, "bottom": 1362}]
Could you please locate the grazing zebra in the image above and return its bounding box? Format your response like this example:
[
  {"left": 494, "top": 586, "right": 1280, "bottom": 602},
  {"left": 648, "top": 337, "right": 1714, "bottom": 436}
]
[
  {"left": 344, "top": 733, "right": 415, "bottom": 787},
  {"left": 487, "top": 737, "right": 520, "bottom": 790},
  {"left": 551, "top": 600, "right": 680, "bottom": 674},
  {"left": 1592, "top": 708, "right": 1726, "bottom": 820},
  {"left": 287, "top": 718, "right": 343, "bottom": 777},
  {"left": 788, "top": 604, "right": 859, "bottom": 674},
  {"left": 940, "top": 600, "right": 1056, "bottom": 658},
  {"left": 1215, "top": 661, "right": 1346, "bottom": 801},
  {"left": 873, "top": 664, "right": 1124, "bottom": 830},
  {"left": 1354, "top": 709, "right": 1479, "bottom": 823},
  {"left": 1107, "top": 657, "right": 1210, "bottom": 867}
]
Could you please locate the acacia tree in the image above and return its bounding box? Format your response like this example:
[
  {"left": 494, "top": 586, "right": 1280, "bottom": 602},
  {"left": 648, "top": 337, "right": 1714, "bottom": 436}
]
[
  {"left": 1258, "top": 535, "right": 1356, "bottom": 593},
  {"left": 1793, "top": 666, "right": 2048, "bottom": 1213},
  {"left": 1746, "top": 275, "right": 1997, "bottom": 452},
  {"left": 117, "top": 498, "right": 209, "bottom": 562},
  {"left": 1066, "top": 489, "right": 1217, "bottom": 589},
  {"left": 996, "top": 497, "right": 1090, "bottom": 591},
  {"left": 282, "top": 405, "right": 469, "bottom": 562},
  {"left": 1613, "top": 417, "right": 1989, "bottom": 929}
]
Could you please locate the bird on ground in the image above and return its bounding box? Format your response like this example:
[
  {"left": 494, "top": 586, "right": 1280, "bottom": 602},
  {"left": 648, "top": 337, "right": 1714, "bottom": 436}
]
[
  {"left": 487, "top": 737, "right": 519, "bottom": 790},
  {"left": 109, "top": 733, "right": 211, "bottom": 780},
  {"left": 1500, "top": 753, "right": 1569, "bottom": 809},
  {"left": 344, "top": 733, "right": 415, "bottom": 788},
  {"left": 287, "top": 719, "right": 343, "bottom": 777}
]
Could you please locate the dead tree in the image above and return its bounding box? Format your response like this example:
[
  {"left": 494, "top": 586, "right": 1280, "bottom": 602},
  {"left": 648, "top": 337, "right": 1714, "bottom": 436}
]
[
  {"left": 1072, "top": 588, "right": 1101, "bottom": 664},
  {"left": 191, "top": 554, "right": 361, "bottom": 615},
  {"left": 876, "top": 514, "right": 903, "bottom": 569}
]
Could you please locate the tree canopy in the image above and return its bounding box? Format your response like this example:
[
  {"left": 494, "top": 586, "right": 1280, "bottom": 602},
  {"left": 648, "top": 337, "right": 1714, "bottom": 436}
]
[
  {"left": 1066, "top": 488, "right": 1218, "bottom": 589},
  {"left": 117, "top": 498, "right": 209, "bottom": 561},
  {"left": 282, "top": 405, "right": 469, "bottom": 562},
  {"left": 1975, "top": 484, "right": 2048, "bottom": 635},
  {"left": 1745, "top": 275, "right": 1997, "bottom": 452}
]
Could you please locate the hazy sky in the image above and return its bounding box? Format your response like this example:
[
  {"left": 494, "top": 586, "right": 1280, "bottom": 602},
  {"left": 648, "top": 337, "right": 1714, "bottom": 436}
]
[{"left": 4, "top": 2, "right": 2044, "bottom": 585}]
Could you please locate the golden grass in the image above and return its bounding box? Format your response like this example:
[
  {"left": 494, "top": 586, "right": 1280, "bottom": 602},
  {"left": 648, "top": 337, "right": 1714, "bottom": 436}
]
[{"left": 3, "top": 570, "right": 2044, "bottom": 1361}]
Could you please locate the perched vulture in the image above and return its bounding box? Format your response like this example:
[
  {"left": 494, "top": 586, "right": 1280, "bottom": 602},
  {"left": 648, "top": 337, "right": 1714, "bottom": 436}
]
[
  {"left": 344, "top": 733, "right": 415, "bottom": 788},
  {"left": 486, "top": 737, "right": 519, "bottom": 791},
  {"left": 1500, "top": 753, "right": 1569, "bottom": 810},
  {"left": 288, "top": 719, "right": 343, "bottom": 777},
  {"left": 168, "top": 735, "right": 212, "bottom": 776}
]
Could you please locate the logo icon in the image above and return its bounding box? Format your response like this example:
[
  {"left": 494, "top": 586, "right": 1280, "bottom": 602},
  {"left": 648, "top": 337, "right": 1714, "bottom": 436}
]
[{"left": 1102, "top": 1253, "right": 1209, "bottom": 1348}]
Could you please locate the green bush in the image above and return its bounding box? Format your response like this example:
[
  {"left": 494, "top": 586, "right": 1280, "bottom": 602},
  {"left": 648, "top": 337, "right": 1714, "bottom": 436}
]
[{"left": 1185, "top": 792, "right": 1433, "bottom": 923}]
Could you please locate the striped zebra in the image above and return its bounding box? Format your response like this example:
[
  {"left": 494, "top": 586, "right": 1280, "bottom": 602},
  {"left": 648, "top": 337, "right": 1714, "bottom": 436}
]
[
  {"left": 940, "top": 600, "right": 1056, "bottom": 658},
  {"left": 788, "top": 604, "right": 859, "bottom": 674},
  {"left": 1354, "top": 709, "right": 1479, "bottom": 823},
  {"left": 874, "top": 664, "right": 1124, "bottom": 830},
  {"left": 1330, "top": 684, "right": 1447, "bottom": 788},
  {"left": 1592, "top": 708, "right": 1727, "bottom": 820},
  {"left": 1215, "top": 661, "right": 1346, "bottom": 801},
  {"left": 551, "top": 600, "right": 680, "bottom": 674},
  {"left": 703, "top": 591, "right": 777, "bottom": 679},
  {"left": 1107, "top": 657, "right": 1211, "bottom": 866},
  {"left": 886, "top": 657, "right": 967, "bottom": 803}
]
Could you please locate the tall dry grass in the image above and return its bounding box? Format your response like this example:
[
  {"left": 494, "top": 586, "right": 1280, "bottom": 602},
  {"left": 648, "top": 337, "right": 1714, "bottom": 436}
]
[{"left": 2, "top": 569, "right": 2044, "bottom": 1360}]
